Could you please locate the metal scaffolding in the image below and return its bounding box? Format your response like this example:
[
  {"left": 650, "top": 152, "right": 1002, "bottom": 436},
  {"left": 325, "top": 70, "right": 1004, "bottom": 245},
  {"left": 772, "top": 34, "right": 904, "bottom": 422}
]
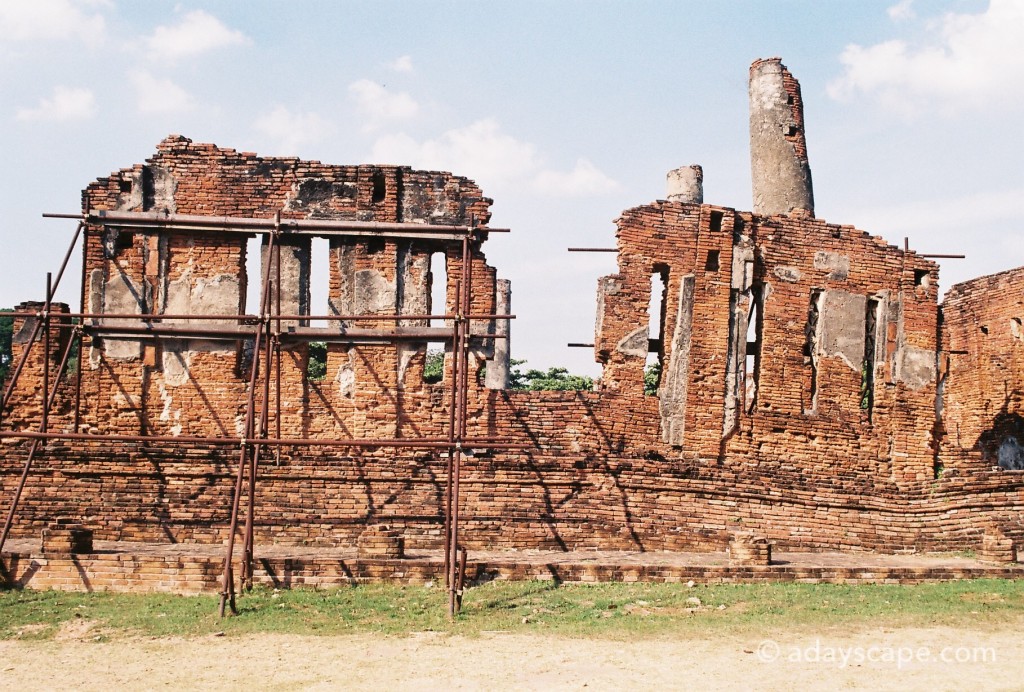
[{"left": 0, "top": 210, "right": 519, "bottom": 617}]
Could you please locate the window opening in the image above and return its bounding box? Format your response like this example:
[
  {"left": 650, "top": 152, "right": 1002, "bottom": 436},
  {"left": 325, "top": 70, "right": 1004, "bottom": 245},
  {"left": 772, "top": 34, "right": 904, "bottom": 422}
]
[
  {"left": 709, "top": 211, "right": 723, "bottom": 233},
  {"left": 646, "top": 266, "right": 669, "bottom": 394},
  {"left": 429, "top": 251, "right": 448, "bottom": 327},
  {"left": 914, "top": 268, "right": 929, "bottom": 287},
  {"left": 705, "top": 250, "right": 721, "bottom": 272},
  {"left": 803, "top": 289, "right": 823, "bottom": 414},
  {"left": 309, "top": 237, "right": 329, "bottom": 330},
  {"left": 244, "top": 236, "right": 262, "bottom": 317},
  {"left": 423, "top": 342, "right": 445, "bottom": 384},
  {"left": 371, "top": 169, "right": 387, "bottom": 204},
  {"left": 861, "top": 298, "right": 879, "bottom": 417},
  {"left": 744, "top": 285, "right": 763, "bottom": 413},
  {"left": 306, "top": 341, "right": 327, "bottom": 381}
]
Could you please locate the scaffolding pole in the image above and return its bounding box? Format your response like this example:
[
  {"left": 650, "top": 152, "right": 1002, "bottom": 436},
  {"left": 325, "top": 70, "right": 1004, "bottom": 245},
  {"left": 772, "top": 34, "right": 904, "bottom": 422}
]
[{"left": 0, "top": 211, "right": 520, "bottom": 619}]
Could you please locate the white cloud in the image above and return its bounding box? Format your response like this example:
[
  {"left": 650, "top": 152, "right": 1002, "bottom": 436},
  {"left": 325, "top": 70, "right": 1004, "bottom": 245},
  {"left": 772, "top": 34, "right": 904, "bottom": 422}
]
[
  {"left": 129, "top": 70, "right": 194, "bottom": 114},
  {"left": 533, "top": 158, "right": 619, "bottom": 197},
  {"left": 144, "top": 10, "right": 250, "bottom": 61},
  {"left": 252, "top": 105, "right": 333, "bottom": 153},
  {"left": 348, "top": 79, "right": 419, "bottom": 129},
  {"left": 16, "top": 86, "right": 97, "bottom": 122},
  {"left": 389, "top": 55, "right": 414, "bottom": 73},
  {"left": 833, "top": 186, "right": 1024, "bottom": 291},
  {"left": 887, "top": 0, "right": 915, "bottom": 21},
  {"left": 829, "top": 0, "right": 1024, "bottom": 114},
  {"left": 368, "top": 119, "right": 540, "bottom": 188},
  {"left": 367, "top": 119, "right": 618, "bottom": 197},
  {"left": 0, "top": 0, "right": 108, "bottom": 45}
]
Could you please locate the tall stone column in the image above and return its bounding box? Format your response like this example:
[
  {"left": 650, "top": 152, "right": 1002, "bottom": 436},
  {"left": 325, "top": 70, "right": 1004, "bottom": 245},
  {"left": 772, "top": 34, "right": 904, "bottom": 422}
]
[
  {"left": 749, "top": 58, "right": 814, "bottom": 217},
  {"left": 484, "top": 279, "right": 511, "bottom": 390}
]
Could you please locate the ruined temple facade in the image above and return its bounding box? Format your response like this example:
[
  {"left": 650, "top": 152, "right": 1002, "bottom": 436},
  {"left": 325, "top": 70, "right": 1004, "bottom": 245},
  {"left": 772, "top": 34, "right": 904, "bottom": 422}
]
[{"left": 1, "top": 59, "right": 1021, "bottom": 557}]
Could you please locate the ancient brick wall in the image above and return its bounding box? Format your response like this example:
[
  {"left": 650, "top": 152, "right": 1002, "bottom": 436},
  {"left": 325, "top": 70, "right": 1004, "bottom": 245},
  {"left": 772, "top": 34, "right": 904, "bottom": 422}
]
[
  {"left": 941, "top": 267, "right": 1024, "bottom": 472},
  {"left": 2, "top": 61, "right": 1023, "bottom": 561},
  {"left": 2, "top": 136, "right": 505, "bottom": 445}
]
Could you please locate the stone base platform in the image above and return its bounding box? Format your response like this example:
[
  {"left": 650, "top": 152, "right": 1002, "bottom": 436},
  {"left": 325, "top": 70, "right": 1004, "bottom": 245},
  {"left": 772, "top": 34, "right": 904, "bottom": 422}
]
[{"left": 1, "top": 539, "right": 1021, "bottom": 594}]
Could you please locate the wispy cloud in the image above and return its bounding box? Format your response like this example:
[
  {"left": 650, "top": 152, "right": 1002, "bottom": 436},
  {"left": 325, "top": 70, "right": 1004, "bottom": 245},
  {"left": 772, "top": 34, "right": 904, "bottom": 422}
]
[
  {"left": 252, "top": 105, "right": 333, "bottom": 153},
  {"left": 129, "top": 70, "right": 194, "bottom": 114},
  {"left": 829, "top": 0, "right": 1024, "bottom": 115},
  {"left": 834, "top": 186, "right": 1024, "bottom": 290},
  {"left": 887, "top": 0, "right": 915, "bottom": 21},
  {"left": 0, "top": 0, "right": 108, "bottom": 45},
  {"left": 368, "top": 118, "right": 539, "bottom": 187},
  {"left": 16, "top": 86, "right": 97, "bottom": 122},
  {"left": 348, "top": 79, "right": 419, "bottom": 130},
  {"left": 388, "top": 55, "right": 414, "bottom": 73},
  {"left": 533, "top": 159, "right": 619, "bottom": 197},
  {"left": 367, "top": 118, "right": 618, "bottom": 196},
  {"left": 144, "top": 10, "right": 250, "bottom": 61}
]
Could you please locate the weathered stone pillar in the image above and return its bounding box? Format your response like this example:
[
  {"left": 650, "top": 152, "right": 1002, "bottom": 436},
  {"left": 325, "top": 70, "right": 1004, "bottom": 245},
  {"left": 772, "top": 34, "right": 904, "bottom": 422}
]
[
  {"left": 485, "top": 279, "right": 511, "bottom": 389},
  {"left": 660, "top": 275, "right": 695, "bottom": 445},
  {"left": 666, "top": 165, "right": 703, "bottom": 204},
  {"left": 262, "top": 237, "right": 311, "bottom": 329},
  {"left": 749, "top": 57, "right": 814, "bottom": 217}
]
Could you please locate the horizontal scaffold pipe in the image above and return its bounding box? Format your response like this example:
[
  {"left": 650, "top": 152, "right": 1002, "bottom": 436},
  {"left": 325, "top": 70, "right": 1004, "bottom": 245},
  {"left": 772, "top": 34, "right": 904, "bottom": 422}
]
[
  {"left": 0, "top": 429, "right": 532, "bottom": 449},
  {"left": 45, "top": 211, "right": 510, "bottom": 240},
  {"left": 30, "top": 311, "right": 515, "bottom": 321},
  {"left": 82, "top": 323, "right": 459, "bottom": 342}
]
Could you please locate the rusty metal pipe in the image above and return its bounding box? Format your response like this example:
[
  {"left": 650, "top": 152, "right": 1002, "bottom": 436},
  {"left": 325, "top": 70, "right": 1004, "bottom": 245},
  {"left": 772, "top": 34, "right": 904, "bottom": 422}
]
[
  {"left": 0, "top": 430, "right": 527, "bottom": 449},
  {"left": 219, "top": 228, "right": 277, "bottom": 617}
]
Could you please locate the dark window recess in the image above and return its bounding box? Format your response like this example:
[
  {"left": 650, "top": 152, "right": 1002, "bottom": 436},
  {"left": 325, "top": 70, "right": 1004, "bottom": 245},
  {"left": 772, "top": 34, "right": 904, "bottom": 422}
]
[
  {"left": 103, "top": 227, "right": 134, "bottom": 258},
  {"left": 803, "top": 289, "right": 823, "bottom": 414},
  {"left": 709, "top": 210, "right": 724, "bottom": 233},
  {"left": 861, "top": 298, "right": 879, "bottom": 417},
  {"left": 115, "top": 230, "right": 133, "bottom": 252},
  {"left": 371, "top": 170, "right": 387, "bottom": 204},
  {"left": 366, "top": 238, "right": 385, "bottom": 255},
  {"left": 705, "top": 250, "right": 721, "bottom": 272},
  {"left": 914, "top": 268, "right": 929, "bottom": 286},
  {"left": 118, "top": 179, "right": 132, "bottom": 193},
  {"left": 785, "top": 125, "right": 798, "bottom": 137}
]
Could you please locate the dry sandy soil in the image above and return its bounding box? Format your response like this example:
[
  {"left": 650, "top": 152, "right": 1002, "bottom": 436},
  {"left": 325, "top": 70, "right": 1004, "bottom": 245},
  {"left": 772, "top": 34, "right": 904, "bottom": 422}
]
[{"left": 1, "top": 620, "right": 1022, "bottom": 690}]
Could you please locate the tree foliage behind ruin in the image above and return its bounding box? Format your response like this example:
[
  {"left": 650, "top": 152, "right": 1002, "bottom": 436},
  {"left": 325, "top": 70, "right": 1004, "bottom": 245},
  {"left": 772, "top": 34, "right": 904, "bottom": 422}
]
[{"left": 0, "top": 309, "right": 13, "bottom": 386}]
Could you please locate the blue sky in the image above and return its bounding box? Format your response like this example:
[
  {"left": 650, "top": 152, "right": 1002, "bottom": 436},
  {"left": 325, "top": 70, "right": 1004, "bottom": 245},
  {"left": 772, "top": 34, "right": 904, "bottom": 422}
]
[{"left": 1, "top": 0, "right": 1020, "bottom": 375}]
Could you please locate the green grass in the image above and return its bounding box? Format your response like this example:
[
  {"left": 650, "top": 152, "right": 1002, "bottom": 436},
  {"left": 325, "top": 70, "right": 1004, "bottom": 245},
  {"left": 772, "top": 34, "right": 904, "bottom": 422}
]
[{"left": 2, "top": 579, "right": 1023, "bottom": 641}]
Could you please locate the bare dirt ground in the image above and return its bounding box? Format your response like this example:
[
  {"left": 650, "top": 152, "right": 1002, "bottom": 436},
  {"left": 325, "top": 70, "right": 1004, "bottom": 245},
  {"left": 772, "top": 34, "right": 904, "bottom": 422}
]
[{"left": 1, "top": 619, "right": 1022, "bottom": 691}]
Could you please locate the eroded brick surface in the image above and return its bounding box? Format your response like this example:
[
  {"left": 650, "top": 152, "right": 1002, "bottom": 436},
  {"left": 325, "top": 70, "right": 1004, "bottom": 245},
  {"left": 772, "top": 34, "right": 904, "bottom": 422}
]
[{"left": 2, "top": 60, "right": 1022, "bottom": 569}]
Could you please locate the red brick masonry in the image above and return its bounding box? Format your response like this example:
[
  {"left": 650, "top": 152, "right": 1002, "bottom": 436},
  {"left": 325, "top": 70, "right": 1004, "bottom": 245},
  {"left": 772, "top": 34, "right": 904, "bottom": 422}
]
[{"left": 1, "top": 131, "right": 1021, "bottom": 591}]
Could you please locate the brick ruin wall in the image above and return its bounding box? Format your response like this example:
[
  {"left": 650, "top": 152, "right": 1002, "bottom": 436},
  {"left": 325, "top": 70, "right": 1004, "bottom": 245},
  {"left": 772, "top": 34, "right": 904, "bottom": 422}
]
[{"left": 1, "top": 127, "right": 1022, "bottom": 557}]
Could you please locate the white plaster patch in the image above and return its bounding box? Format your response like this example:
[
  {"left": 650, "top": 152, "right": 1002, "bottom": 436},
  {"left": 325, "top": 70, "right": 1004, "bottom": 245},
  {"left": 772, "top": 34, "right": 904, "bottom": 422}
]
[
  {"left": 396, "top": 344, "right": 418, "bottom": 389},
  {"left": 162, "top": 342, "right": 191, "bottom": 387},
  {"left": 773, "top": 266, "right": 802, "bottom": 283},
  {"left": 336, "top": 358, "right": 356, "bottom": 399},
  {"left": 616, "top": 326, "right": 649, "bottom": 358},
  {"left": 157, "top": 381, "right": 183, "bottom": 436},
  {"left": 813, "top": 251, "right": 850, "bottom": 280}
]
